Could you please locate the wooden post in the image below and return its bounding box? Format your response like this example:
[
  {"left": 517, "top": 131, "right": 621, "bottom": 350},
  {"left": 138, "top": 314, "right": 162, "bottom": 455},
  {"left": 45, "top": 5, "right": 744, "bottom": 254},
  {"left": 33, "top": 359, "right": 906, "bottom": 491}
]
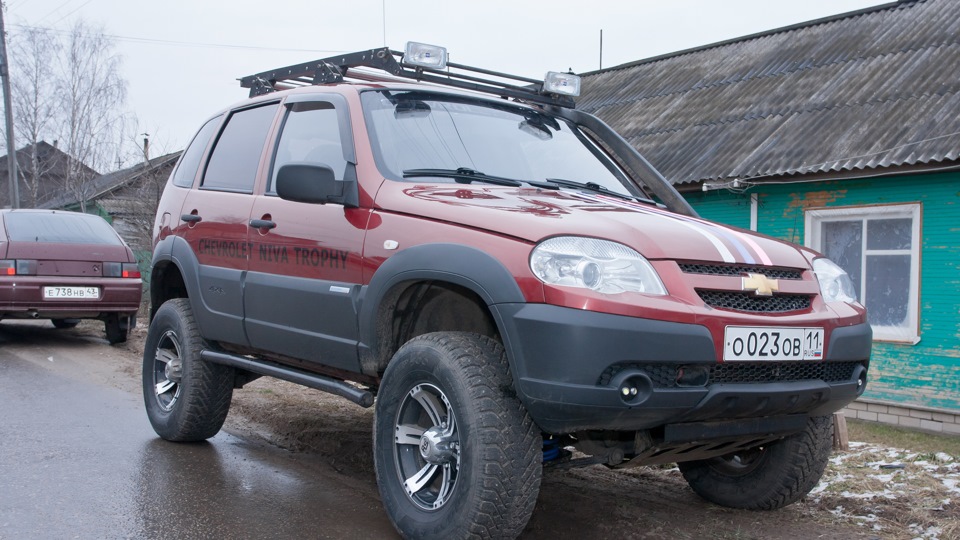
[{"left": 832, "top": 412, "right": 849, "bottom": 451}]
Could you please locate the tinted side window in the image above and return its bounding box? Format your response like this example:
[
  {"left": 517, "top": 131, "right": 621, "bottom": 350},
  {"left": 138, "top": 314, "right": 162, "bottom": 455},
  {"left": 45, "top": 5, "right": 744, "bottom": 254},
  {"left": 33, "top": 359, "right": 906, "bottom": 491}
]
[
  {"left": 4, "top": 212, "right": 122, "bottom": 245},
  {"left": 269, "top": 101, "right": 346, "bottom": 194},
  {"left": 172, "top": 116, "right": 222, "bottom": 188},
  {"left": 203, "top": 103, "right": 279, "bottom": 192}
]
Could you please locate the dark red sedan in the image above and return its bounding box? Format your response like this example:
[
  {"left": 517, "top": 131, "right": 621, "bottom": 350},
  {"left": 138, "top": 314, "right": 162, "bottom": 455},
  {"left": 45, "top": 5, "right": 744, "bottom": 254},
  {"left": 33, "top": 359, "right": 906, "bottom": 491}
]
[{"left": 0, "top": 209, "right": 141, "bottom": 344}]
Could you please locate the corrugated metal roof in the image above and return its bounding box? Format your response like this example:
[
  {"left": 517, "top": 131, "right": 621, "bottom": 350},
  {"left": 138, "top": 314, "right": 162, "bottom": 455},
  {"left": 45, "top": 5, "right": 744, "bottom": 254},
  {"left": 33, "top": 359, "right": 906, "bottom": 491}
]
[
  {"left": 579, "top": 0, "right": 960, "bottom": 184},
  {"left": 39, "top": 151, "right": 181, "bottom": 210}
]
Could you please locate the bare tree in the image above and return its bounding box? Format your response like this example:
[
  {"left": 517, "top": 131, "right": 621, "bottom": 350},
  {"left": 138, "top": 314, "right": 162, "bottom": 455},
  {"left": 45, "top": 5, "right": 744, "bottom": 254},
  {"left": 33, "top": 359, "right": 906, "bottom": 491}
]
[
  {"left": 3, "top": 20, "right": 131, "bottom": 209},
  {"left": 57, "top": 20, "right": 127, "bottom": 212},
  {"left": 9, "top": 26, "right": 60, "bottom": 207}
]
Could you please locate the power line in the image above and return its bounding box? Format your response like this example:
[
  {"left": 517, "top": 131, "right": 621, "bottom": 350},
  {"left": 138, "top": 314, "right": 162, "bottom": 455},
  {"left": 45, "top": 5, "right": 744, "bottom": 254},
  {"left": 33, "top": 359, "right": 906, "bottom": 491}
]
[
  {"left": 48, "top": 0, "right": 93, "bottom": 27},
  {"left": 10, "top": 23, "right": 348, "bottom": 54},
  {"left": 34, "top": 0, "right": 79, "bottom": 24}
]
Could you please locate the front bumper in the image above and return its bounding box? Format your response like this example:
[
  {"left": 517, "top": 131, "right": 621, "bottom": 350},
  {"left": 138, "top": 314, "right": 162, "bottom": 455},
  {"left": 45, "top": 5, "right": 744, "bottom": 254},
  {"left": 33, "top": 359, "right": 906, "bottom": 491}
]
[{"left": 493, "top": 303, "right": 871, "bottom": 434}]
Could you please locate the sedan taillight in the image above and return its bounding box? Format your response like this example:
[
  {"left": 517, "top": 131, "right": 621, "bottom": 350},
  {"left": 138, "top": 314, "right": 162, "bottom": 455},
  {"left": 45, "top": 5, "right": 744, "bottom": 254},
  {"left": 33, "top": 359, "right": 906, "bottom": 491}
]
[
  {"left": 0, "top": 259, "right": 37, "bottom": 275},
  {"left": 122, "top": 263, "right": 141, "bottom": 279},
  {"left": 104, "top": 262, "right": 142, "bottom": 278}
]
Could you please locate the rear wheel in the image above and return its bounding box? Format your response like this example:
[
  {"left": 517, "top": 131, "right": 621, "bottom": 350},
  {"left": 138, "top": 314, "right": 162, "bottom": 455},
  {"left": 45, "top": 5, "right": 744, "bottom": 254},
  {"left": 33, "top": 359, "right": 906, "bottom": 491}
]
[
  {"left": 374, "top": 332, "right": 541, "bottom": 539},
  {"left": 105, "top": 315, "right": 128, "bottom": 344},
  {"left": 51, "top": 319, "right": 80, "bottom": 329},
  {"left": 678, "top": 415, "right": 834, "bottom": 510},
  {"left": 142, "top": 298, "right": 234, "bottom": 441}
]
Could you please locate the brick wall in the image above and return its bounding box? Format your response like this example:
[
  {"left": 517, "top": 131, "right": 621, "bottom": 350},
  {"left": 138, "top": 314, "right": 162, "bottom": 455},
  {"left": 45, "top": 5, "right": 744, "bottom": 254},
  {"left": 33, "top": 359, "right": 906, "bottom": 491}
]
[{"left": 843, "top": 398, "right": 960, "bottom": 435}]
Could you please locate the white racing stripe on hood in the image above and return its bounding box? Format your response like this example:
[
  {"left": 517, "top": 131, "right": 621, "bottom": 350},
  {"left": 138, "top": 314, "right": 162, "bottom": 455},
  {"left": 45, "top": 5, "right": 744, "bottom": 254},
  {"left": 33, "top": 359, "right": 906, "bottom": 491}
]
[{"left": 572, "top": 192, "right": 737, "bottom": 263}]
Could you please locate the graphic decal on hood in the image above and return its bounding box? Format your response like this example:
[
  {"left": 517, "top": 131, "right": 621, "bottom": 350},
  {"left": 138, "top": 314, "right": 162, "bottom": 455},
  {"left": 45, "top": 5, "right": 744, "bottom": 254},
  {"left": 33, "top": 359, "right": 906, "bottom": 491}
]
[{"left": 576, "top": 193, "right": 773, "bottom": 265}]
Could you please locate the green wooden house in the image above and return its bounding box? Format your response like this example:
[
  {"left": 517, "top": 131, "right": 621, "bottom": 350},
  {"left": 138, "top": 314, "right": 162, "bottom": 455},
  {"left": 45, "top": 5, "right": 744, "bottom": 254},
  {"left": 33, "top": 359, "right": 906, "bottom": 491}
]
[{"left": 580, "top": 0, "right": 960, "bottom": 432}]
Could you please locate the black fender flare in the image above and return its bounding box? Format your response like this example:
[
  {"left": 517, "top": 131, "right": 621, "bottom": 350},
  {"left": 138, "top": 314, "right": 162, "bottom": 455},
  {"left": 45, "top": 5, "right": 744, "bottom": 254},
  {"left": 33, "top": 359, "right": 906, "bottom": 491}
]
[
  {"left": 357, "top": 243, "right": 525, "bottom": 369},
  {"left": 149, "top": 235, "right": 204, "bottom": 318}
]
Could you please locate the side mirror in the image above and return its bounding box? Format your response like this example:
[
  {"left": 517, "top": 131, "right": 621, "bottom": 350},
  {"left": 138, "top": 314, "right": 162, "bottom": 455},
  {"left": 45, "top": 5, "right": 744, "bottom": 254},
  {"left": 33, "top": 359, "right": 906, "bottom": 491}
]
[{"left": 276, "top": 163, "right": 356, "bottom": 207}]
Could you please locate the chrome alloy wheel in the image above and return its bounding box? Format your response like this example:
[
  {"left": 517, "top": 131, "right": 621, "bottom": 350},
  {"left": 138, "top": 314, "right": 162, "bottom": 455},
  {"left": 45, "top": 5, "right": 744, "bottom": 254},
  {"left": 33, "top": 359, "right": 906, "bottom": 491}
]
[
  {"left": 393, "top": 383, "right": 460, "bottom": 511},
  {"left": 151, "top": 330, "right": 184, "bottom": 412}
]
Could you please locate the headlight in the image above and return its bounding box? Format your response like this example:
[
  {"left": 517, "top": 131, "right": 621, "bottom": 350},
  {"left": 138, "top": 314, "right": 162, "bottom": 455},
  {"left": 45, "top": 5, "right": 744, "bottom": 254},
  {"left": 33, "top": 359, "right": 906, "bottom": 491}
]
[
  {"left": 813, "top": 258, "right": 858, "bottom": 303},
  {"left": 530, "top": 237, "right": 666, "bottom": 295}
]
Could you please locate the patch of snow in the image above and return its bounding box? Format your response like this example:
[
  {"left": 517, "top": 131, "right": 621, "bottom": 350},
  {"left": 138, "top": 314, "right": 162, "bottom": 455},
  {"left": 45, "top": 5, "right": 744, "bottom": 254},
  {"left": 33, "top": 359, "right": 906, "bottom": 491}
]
[
  {"left": 943, "top": 478, "right": 960, "bottom": 494},
  {"left": 840, "top": 489, "right": 897, "bottom": 500},
  {"left": 935, "top": 453, "right": 954, "bottom": 463}
]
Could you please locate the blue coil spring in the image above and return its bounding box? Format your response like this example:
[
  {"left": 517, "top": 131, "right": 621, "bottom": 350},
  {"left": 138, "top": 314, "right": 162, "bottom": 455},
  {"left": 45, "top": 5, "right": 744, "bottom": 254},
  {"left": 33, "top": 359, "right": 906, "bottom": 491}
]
[{"left": 542, "top": 437, "right": 561, "bottom": 462}]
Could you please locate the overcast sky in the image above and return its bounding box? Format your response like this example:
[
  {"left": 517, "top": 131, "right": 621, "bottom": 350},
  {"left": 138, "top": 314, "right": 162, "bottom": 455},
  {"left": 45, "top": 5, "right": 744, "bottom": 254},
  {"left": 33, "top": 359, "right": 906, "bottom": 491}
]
[{"left": 8, "top": 0, "right": 884, "bottom": 158}]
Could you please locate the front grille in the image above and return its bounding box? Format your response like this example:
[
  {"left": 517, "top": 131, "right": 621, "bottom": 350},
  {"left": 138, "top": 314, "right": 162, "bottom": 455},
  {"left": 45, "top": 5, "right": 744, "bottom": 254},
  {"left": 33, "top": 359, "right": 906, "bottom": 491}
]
[
  {"left": 698, "top": 290, "right": 811, "bottom": 313},
  {"left": 679, "top": 263, "right": 803, "bottom": 280},
  {"left": 597, "top": 361, "right": 863, "bottom": 388},
  {"left": 712, "top": 361, "right": 860, "bottom": 384}
]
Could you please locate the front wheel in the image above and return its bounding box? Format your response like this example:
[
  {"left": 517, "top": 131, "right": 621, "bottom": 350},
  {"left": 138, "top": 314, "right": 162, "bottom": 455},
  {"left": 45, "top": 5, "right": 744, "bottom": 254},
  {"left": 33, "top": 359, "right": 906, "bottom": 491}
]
[
  {"left": 142, "top": 298, "right": 234, "bottom": 442},
  {"left": 678, "top": 415, "right": 834, "bottom": 510},
  {"left": 374, "top": 332, "right": 541, "bottom": 539}
]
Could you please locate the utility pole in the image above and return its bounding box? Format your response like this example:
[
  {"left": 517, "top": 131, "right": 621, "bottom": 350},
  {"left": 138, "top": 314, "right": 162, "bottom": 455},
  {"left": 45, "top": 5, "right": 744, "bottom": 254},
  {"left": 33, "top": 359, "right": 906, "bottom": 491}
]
[{"left": 0, "top": 2, "right": 19, "bottom": 209}]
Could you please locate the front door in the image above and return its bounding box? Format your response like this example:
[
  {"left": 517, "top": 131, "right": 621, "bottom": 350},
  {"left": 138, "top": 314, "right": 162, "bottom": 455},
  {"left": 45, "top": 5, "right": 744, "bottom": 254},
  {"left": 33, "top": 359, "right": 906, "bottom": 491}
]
[{"left": 244, "top": 96, "right": 368, "bottom": 371}]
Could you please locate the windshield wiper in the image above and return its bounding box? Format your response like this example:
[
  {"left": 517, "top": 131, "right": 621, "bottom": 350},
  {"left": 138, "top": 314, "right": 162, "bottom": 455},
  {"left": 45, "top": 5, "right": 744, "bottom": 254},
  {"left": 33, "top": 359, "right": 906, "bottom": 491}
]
[
  {"left": 403, "top": 167, "right": 523, "bottom": 187},
  {"left": 543, "top": 178, "right": 658, "bottom": 205}
]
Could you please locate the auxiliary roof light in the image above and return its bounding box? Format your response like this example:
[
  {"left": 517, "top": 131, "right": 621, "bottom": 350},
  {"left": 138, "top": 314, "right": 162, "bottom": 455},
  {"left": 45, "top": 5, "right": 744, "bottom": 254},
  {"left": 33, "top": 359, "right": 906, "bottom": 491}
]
[
  {"left": 404, "top": 41, "right": 448, "bottom": 69},
  {"left": 543, "top": 71, "right": 581, "bottom": 97}
]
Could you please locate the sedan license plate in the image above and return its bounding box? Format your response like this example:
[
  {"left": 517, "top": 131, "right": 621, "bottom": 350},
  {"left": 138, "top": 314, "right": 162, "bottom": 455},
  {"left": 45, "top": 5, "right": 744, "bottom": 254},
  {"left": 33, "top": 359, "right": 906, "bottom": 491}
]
[
  {"left": 724, "top": 326, "right": 823, "bottom": 361},
  {"left": 42, "top": 286, "right": 100, "bottom": 299}
]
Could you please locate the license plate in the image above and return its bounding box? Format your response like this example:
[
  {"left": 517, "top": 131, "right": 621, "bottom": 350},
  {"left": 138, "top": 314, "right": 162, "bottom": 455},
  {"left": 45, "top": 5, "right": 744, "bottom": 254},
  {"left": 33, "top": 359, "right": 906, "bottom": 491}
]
[
  {"left": 723, "top": 326, "right": 823, "bottom": 361},
  {"left": 42, "top": 286, "right": 100, "bottom": 299}
]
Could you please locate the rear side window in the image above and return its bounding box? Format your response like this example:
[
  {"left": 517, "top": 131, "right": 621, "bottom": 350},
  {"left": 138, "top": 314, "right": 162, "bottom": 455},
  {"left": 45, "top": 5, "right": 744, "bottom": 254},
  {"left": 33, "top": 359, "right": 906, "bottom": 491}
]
[
  {"left": 202, "top": 103, "right": 279, "bottom": 192},
  {"left": 172, "top": 116, "right": 222, "bottom": 188},
  {"left": 4, "top": 212, "right": 123, "bottom": 245}
]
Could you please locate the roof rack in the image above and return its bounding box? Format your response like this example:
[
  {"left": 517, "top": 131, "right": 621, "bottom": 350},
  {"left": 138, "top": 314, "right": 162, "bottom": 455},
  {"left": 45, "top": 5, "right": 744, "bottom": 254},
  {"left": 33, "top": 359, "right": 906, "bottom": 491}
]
[{"left": 239, "top": 47, "right": 577, "bottom": 108}]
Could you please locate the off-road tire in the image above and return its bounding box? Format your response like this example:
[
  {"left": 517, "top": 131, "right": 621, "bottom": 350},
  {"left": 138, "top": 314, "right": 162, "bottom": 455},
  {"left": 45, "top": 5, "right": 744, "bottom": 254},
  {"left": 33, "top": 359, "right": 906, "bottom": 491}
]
[
  {"left": 678, "top": 414, "right": 834, "bottom": 510},
  {"left": 374, "top": 332, "right": 541, "bottom": 539},
  {"left": 142, "top": 298, "right": 234, "bottom": 442},
  {"left": 51, "top": 319, "right": 79, "bottom": 329},
  {"left": 105, "top": 315, "right": 127, "bottom": 344}
]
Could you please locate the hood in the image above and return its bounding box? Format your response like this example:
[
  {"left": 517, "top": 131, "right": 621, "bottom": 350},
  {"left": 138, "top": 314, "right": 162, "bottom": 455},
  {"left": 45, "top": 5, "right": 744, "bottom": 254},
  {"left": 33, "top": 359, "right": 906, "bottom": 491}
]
[{"left": 376, "top": 182, "right": 811, "bottom": 268}]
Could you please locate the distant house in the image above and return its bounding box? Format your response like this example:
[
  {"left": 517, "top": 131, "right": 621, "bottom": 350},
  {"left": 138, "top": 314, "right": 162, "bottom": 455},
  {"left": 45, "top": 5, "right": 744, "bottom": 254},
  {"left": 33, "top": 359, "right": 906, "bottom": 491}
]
[
  {"left": 40, "top": 151, "right": 182, "bottom": 271},
  {"left": 580, "top": 0, "right": 960, "bottom": 432},
  {"left": 0, "top": 141, "right": 100, "bottom": 208}
]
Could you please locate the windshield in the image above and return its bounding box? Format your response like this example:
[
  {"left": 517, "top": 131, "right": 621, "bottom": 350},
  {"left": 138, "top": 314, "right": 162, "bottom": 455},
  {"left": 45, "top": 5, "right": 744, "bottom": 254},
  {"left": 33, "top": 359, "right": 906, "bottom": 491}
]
[{"left": 360, "top": 90, "right": 636, "bottom": 196}]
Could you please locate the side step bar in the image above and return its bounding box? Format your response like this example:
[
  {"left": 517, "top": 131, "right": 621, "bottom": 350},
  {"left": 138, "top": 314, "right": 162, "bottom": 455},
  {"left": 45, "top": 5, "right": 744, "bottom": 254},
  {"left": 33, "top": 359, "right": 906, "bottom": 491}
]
[{"left": 200, "top": 350, "right": 374, "bottom": 408}]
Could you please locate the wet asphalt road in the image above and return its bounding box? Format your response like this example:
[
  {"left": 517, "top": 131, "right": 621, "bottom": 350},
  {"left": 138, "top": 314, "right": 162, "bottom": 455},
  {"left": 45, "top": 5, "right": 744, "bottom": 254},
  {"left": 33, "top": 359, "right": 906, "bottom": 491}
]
[{"left": 0, "top": 321, "right": 396, "bottom": 539}]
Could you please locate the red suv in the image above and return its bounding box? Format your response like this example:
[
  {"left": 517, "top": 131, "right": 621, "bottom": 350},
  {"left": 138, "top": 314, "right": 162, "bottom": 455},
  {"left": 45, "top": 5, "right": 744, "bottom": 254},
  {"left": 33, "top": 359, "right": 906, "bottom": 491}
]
[{"left": 143, "top": 43, "right": 870, "bottom": 539}]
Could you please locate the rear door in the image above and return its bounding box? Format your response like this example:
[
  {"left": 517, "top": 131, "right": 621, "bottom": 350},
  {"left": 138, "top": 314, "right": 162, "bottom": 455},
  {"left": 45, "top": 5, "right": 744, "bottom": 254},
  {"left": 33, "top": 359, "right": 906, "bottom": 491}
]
[
  {"left": 244, "top": 94, "right": 368, "bottom": 371},
  {"left": 177, "top": 101, "right": 280, "bottom": 346}
]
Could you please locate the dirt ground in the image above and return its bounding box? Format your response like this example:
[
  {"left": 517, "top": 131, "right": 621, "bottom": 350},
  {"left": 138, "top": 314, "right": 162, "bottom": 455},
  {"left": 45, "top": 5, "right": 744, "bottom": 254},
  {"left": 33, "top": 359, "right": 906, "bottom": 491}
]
[{"left": 97, "top": 322, "right": 957, "bottom": 540}]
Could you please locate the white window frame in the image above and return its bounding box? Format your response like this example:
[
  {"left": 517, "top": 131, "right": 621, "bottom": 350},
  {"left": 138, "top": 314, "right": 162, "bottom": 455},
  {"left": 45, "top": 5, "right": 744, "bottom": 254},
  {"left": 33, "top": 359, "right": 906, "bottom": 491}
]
[{"left": 805, "top": 203, "right": 921, "bottom": 343}]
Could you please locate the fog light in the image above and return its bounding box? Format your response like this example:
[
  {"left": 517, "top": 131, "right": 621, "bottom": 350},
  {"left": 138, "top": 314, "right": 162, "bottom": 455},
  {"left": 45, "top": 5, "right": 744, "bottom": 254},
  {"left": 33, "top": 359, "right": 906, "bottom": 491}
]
[{"left": 616, "top": 374, "right": 652, "bottom": 406}]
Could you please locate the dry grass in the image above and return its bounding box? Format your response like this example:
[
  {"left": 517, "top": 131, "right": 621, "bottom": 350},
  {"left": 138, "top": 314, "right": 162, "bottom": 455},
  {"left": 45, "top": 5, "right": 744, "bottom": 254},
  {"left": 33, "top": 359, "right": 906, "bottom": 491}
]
[{"left": 808, "top": 437, "right": 959, "bottom": 539}]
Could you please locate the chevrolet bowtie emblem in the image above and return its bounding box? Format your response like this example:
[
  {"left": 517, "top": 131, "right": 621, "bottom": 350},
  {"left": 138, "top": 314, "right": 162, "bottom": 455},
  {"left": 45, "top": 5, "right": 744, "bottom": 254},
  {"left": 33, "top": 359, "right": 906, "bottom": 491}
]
[{"left": 742, "top": 273, "right": 779, "bottom": 296}]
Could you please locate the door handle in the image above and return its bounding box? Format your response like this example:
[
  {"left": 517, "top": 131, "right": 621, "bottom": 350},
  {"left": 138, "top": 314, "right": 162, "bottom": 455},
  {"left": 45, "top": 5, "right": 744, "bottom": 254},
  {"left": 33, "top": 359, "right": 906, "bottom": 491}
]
[
  {"left": 249, "top": 219, "right": 276, "bottom": 230},
  {"left": 181, "top": 214, "right": 202, "bottom": 223}
]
